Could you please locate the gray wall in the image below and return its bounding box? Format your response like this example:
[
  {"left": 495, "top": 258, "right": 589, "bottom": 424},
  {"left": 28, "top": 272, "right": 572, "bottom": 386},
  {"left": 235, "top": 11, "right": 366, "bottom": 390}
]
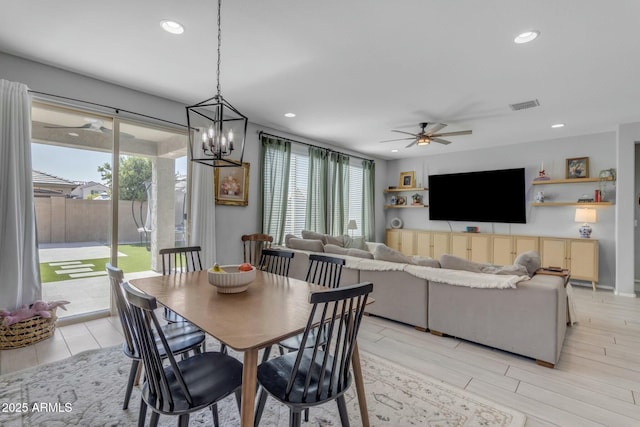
[{"left": 386, "top": 132, "right": 617, "bottom": 287}]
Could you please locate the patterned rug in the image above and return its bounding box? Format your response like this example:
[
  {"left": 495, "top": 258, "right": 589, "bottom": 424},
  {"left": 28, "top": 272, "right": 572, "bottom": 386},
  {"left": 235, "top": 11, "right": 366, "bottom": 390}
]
[{"left": 0, "top": 345, "right": 525, "bottom": 426}]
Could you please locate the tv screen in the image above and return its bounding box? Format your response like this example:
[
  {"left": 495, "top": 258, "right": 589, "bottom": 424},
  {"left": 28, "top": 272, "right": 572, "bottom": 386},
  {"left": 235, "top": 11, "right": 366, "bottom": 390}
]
[{"left": 428, "top": 168, "right": 526, "bottom": 223}]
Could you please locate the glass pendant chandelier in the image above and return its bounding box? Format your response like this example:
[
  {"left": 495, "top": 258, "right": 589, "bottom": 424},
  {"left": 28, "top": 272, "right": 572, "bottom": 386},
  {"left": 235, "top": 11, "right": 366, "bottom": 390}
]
[{"left": 186, "top": 0, "right": 247, "bottom": 167}]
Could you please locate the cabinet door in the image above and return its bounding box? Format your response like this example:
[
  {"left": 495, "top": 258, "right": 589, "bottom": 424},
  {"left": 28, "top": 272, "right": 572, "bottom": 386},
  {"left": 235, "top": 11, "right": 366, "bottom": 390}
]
[
  {"left": 515, "top": 235, "right": 539, "bottom": 256},
  {"left": 470, "top": 234, "right": 492, "bottom": 263},
  {"left": 569, "top": 239, "right": 598, "bottom": 282},
  {"left": 400, "top": 230, "right": 416, "bottom": 255},
  {"left": 451, "top": 233, "right": 469, "bottom": 259},
  {"left": 540, "top": 238, "right": 568, "bottom": 269},
  {"left": 432, "top": 232, "right": 451, "bottom": 260},
  {"left": 492, "top": 235, "right": 514, "bottom": 266},
  {"left": 415, "top": 231, "right": 432, "bottom": 257},
  {"left": 386, "top": 229, "right": 400, "bottom": 251}
]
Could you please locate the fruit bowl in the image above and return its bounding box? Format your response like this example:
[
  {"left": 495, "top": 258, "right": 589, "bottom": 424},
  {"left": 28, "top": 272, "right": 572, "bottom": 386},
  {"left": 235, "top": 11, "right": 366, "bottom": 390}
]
[{"left": 208, "top": 265, "right": 256, "bottom": 293}]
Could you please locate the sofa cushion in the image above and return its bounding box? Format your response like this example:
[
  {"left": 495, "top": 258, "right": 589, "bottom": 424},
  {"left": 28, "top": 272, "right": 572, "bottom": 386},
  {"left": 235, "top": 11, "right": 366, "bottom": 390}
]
[
  {"left": 345, "top": 236, "right": 367, "bottom": 250},
  {"left": 439, "top": 254, "right": 488, "bottom": 273},
  {"left": 374, "top": 244, "right": 412, "bottom": 264},
  {"left": 301, "top": 230, "right": 327, "bottom": 243},
  {"left": 286, "top": 237, "right": 324, "bottom": 252},
  {"left": 324, "top": 244, "right": 374, "bottom": 259},
  {"left": 410, "top": 255, "right": 441, "bottom": 268},
  {"left": 514, "top": 250, "right": 541, "bottom": 277},
  {"left": 480, "top": 264, "right": 529, "bottom": 276},
  {"left": 325, "top": 234, "right": 347, "bottom": 247},
  {"left": 284, "top": 234, "right": 296, "bottom": 247}
]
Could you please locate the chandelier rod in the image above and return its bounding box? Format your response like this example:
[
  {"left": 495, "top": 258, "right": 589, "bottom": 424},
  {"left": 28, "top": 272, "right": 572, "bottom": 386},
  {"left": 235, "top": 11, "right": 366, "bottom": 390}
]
[{"left": 216, "top": 0, "right": 222, "bottom": 98}]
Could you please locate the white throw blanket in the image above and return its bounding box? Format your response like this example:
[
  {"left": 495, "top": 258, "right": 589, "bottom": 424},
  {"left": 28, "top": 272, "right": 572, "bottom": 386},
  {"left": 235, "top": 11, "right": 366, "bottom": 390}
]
[{"left": 342, "top": 256, "right": 529, "bottom": 289}]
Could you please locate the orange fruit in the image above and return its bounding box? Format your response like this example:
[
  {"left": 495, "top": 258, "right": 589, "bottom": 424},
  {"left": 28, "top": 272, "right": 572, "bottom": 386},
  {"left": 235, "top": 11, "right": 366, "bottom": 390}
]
[{"left": 238, "top": 263, "right": 253, "bottom": 272}]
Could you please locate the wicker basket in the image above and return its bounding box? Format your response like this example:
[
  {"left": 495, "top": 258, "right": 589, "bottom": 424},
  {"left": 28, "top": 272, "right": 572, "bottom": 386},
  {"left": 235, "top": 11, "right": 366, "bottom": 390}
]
[{"left": 0, "top": 308, "right": 57, "bottom": 350}]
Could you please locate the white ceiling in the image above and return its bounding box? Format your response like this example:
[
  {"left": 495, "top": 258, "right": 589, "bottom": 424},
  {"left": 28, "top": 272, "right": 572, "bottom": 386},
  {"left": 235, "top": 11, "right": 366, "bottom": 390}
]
[{"left": 1, "top": 0, "right": 639, "bottom": 160}]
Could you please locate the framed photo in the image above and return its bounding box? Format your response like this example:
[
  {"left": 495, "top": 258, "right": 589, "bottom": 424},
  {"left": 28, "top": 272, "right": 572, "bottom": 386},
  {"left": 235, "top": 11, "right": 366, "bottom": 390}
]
[
  {"left": 399, "top": 171, "right": 415, "bottom": 188},
  {"left": 566, "top": 157, "right": 589, "bottom": 179},
  {"left": 396, "top": 196, "right": 407, "bottom": 205},
  {"left": 214, "top": 162, "right": 250, "bottom": 206}
]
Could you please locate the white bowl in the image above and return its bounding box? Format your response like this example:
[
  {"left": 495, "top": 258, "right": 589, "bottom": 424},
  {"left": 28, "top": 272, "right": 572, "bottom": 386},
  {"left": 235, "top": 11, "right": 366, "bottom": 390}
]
[{"left": 208, "top": 265, "right": 256, "bottom": 293}]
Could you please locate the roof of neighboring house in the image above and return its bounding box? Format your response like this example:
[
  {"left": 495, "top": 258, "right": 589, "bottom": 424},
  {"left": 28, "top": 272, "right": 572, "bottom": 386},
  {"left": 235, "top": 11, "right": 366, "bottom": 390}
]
[
  {"left": 73, "top": 181, "right": 107, "bottom": 190},
  {"left": 32, "top": 170, "right": 77, "bottom": 188}
]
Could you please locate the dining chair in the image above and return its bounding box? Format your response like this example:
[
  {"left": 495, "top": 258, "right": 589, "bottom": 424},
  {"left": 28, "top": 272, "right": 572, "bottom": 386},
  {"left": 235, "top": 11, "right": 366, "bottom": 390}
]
[
  {"left": 258, "top": 248, "right": 295, "bottom": 277},
  {"left": 106, "top": 264, "right": 206, "bottom": 411},
  {"left": 121, "top": 281, "right": 244, "bottom": 427},
  {"left": 262, "top": 254, "right": 345, "bottom": 362},
  {"left": 159, "top": 246, "right": 202, "bottom": 323},
  {"left": 242, "top": 233, "right": 274, "bottom": 266},
  {"left": 254, "top": 282, "right": 373, "bottom": 427}
]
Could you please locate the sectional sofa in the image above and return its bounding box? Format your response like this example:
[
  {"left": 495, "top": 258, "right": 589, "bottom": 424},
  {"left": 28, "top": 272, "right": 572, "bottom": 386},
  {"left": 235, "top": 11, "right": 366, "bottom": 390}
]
[{"left": 279, "top": 239, "right": 567, "bottom": 367}]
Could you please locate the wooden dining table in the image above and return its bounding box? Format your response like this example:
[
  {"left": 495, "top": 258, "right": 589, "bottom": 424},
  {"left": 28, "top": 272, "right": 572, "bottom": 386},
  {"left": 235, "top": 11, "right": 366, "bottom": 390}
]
[{"left": 130, "top": 270, "right": 370, "bottom": 427}]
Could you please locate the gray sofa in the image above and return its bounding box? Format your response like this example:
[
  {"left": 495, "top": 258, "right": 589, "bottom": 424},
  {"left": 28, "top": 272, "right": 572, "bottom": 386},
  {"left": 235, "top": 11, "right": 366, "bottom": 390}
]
[{"left": 280, "top": 246, "right": 567, "bottom": 367}]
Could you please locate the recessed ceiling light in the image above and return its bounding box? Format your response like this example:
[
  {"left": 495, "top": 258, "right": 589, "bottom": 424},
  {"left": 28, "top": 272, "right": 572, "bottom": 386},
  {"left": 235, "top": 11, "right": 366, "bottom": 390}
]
[
  {"left": 391, "top": 149, "right": 399, "bottom": 153},
  {"left": 284, "top": 113, "right": 296, "bottom": 118},
  {"left": 68, "top": 132, "right": 79, "bottom": 137},
  {"left": 551, "top": 123, "right": 565, "bottom": 128},
  {"left": 514, "top": 30, "right": 540, "bottom": 44},
  {"left": 161, "top": 20, "right": 185, "bottom": 35}
]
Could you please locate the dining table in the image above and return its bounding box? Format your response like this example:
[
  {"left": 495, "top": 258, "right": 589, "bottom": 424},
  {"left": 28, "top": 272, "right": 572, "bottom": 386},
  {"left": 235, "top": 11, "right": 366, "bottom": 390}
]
[{"left": 130, "top": 269, "right": 371, "bottom": 427}]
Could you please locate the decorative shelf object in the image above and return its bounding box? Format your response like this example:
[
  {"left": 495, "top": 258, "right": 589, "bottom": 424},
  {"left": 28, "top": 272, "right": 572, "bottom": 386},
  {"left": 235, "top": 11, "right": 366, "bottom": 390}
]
[
  {"left": 384, "top": 187, "right": 427, "bottom": 193},
  {"left": 530, "top": 201, "right": 613, "bottom": 207},
  {"left": 532, "top": 177, "right": 613, "bottom": 185}
]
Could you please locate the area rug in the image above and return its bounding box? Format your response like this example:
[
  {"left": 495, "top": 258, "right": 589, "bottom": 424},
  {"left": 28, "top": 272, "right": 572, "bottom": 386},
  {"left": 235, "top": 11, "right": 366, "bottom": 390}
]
[{"left": 0, "top": 345, "right": 525, "bottom": 426}]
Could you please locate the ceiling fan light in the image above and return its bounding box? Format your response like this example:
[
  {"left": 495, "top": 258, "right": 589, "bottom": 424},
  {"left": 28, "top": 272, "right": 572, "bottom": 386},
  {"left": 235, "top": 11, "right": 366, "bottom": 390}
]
[
  {"left": 514, "top": 30, "right": 539, "bottom": 44},
  {"left": 417, "top": 137, "right": 430, "bottom": 146},
  {"left": 161, "top": 20, "right": 185, "bottom": 35}
]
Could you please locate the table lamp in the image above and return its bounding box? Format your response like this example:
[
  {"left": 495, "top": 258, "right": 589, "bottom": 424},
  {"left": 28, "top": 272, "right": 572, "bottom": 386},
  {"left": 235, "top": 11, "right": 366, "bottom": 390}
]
[
  {"left": 575, "top": 208, "right": 596, "bottom": 238},
  {"left": 347, "top": 220, "right": 358, "bottom": 237}
]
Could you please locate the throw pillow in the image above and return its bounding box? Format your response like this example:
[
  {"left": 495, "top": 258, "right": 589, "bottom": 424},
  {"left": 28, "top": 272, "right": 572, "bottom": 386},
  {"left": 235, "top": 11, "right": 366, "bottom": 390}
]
[
  {"left": 439, "top": 254, "right": 490, "bottom": 273},
  {"left": 345, "top": 236, "right": 367, "bottom": 250},
  {"left": 374, "top": 244, "right": 412, "bottom": 264},
  {"left": 323, "top": 244, "right": 349, "bottom": 255},
  {"left": 324, "top": 244, "right": 374, "bottom": 259},
  {"left": 346, "top": 248, "right": 374, "bottom": 259},
  {"left": 301, "top": 230, "right": 327, "bottom": 243},
  {"left": 514, "top": 250, "right": 541, "bottom": 277},
  {"left": 410, "top": 256, "right": 441, "bottom": 268},
  {"left": 325, "top": 234, "right": 347, "bottom": 247},
  {"left": 284, "top": 234, "right": 297, "bottom": 247},
  {"left": 286, "top": 237, "right": 324, "bottom": 253}
]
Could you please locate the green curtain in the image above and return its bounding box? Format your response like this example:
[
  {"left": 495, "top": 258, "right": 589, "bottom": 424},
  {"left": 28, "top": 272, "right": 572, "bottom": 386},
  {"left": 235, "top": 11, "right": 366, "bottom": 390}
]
[
  {"left": 260, "top": 135, "right": 291, "bottom": 245},
  {"left": 361, "top": 159, "right": 376, "bottom": 241},
  {"left": 305, "top": 146, "right": 328, "bottom": 233},
  {"left": 328, "top": 152, "right": 350, "bottom": 235}
]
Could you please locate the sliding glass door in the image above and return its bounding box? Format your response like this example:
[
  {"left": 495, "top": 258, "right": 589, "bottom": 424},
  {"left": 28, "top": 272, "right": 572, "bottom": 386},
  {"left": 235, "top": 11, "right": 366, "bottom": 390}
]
[{"left": 32, "top": 102, "right": 188, "bottom": 319}]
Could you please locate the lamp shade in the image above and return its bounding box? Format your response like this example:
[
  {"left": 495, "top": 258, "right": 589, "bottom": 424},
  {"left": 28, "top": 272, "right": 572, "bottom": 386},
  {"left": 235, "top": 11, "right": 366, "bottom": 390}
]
[
  {"left": 347, "top": 220, "right": 358, "bottom": 230},
  {"left": 575, "top": 208, "right": 597, "bottom": 224}
]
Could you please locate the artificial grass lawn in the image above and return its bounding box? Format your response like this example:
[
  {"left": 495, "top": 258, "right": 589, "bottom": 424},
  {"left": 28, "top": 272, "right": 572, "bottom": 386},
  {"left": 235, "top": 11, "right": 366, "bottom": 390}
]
[{"left": 40, "top": 244, "right": 152, "bottom": 283}]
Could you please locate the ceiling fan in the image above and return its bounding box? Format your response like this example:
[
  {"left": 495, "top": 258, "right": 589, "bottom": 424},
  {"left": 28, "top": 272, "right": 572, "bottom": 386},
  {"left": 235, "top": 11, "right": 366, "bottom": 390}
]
[
  {"left": 44, "top": 119, "right": 135, "bottom": 138},
  {"left": 380, "top": 122, "right": 472, "bottom": 148}
]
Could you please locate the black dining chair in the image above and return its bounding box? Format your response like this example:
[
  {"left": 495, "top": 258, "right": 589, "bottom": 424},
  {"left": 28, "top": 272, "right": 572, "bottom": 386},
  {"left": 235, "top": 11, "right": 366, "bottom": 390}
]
[
  {"left": 106, "top": 264, "right": 206, "bottom": 411},
  {"left": 242, "top": 233, "right": 274, "bottom": 266},
  {"left": 262, "top": 254, "right": 345, "bottom": 362},
  {"left": 254, "top": 282, "right": 373, "bottom": 427},
  {"left": 121, "top": 280, "right": 244, "bottom": 427},
  {"left": 258, "top": 248, "right": 295, "bottom": 277},
  {"left": 159, "top": 246, "right": 203, "bottom": 324}
]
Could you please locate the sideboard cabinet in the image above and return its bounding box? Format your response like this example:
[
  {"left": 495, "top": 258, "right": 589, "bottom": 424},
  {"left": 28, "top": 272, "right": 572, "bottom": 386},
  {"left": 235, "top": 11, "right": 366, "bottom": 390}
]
[{"left": 385, "top": 229, "right": 598, "bottom": 287}]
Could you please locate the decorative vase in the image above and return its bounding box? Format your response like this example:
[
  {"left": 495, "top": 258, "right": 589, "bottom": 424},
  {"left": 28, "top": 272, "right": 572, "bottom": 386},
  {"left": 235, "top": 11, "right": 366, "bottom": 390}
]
[{"left": 535, "top": 191, "right": 545, "bottom": 203}]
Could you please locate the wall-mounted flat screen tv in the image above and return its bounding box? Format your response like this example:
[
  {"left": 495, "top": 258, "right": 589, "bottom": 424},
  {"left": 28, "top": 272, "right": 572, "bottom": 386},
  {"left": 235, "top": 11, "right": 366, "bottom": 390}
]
[{"left": 428, "top": 168, "right": 526, "bottom": 224}]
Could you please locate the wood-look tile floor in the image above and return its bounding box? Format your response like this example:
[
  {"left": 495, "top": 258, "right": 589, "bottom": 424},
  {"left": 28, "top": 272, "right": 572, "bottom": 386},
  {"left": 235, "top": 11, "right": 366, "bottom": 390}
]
[{"left": 1, "top": 286, "right": 639, "bottom": 426}]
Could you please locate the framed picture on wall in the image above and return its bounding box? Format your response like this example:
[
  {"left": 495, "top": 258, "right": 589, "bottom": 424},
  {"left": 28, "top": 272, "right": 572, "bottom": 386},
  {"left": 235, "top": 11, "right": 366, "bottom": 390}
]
[
  {"left": 214, "top": 162, "right": 250, "bottom": 206},
  {"left": 399, "top": 171, "right": 415, "bottom": 188},
  {"left": 566, "top": 157, "right": 589, "bottom": 179}
]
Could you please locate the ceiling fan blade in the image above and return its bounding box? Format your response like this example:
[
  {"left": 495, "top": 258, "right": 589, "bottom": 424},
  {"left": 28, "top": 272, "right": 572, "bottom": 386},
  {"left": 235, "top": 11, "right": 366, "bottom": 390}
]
[
  {"left": 425, "top": 123, "right": 447, "bottom": 135},
  {"left": 379, "top": 137, "right": 414, "bottom": 143},
  {"left": 431, "top": 137, "right": 453, "bottom": 145},
  {"left": 44, "top": 123, "right": 92, "bottom": 130},
  {"left": 405, "top": 140, "right": 418, "bottom": 148},
  {"left": 391, "top": 130, "right": 419, "bottom": 137},
  {"left": 431, "top": 130, "right": 472, "bottom": 137},
  {"left": 99, "top": 126, "right": 113, "bottom": 133}
]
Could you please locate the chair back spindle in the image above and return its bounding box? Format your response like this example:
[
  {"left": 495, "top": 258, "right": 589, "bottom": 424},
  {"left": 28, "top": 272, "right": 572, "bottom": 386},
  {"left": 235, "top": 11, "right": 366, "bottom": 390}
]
[
  {"left": 305, "top": 254, "right": 345, "bottom": 288},
  {"left": 159, "top": 246, "right": 203, "bottom": 275},
  {"left": 259, "top": 248, "right": 295, "bottom": 277}
]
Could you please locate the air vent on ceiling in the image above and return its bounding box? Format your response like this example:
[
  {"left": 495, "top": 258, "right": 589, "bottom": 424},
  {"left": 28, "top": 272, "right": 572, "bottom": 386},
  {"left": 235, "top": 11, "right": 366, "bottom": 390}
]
[{"left": 509, "top": 99, "right": 540, "bottom": 111}]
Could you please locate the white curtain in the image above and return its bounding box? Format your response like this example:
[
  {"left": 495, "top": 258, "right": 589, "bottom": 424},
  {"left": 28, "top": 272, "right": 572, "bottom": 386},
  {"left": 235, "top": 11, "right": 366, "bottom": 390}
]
[
  {"left": 189, "top": 162, "right": 216, "bottom": 269},
  {"left": 0, "top": 79, "right": 41, "bottom": 311}
]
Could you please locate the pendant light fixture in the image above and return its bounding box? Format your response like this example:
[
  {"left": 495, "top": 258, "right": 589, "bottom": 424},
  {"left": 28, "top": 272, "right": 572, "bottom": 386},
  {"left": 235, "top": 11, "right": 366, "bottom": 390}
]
[{"left": 186, "top": 0, "right": 247, "bottom": 168}]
